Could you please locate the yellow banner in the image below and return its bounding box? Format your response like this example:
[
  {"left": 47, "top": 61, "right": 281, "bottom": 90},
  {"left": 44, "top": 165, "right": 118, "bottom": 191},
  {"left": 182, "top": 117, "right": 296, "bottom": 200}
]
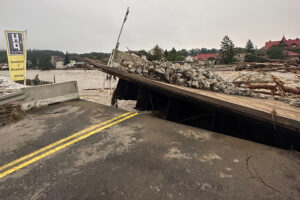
[{"left": 4, "top": 30, "right": 26, "bottom": 82}]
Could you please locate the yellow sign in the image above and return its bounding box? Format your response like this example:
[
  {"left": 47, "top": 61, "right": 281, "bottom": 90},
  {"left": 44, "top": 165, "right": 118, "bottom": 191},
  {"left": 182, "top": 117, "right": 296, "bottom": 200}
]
[{"left": 4, "top": 30, "right": 26, "bottom": 82}]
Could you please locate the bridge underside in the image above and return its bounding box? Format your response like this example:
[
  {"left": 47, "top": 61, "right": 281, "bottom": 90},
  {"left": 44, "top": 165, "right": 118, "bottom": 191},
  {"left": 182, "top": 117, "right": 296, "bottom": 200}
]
[{"left": 113, "top": 79, "right": 300, "bottom": 150}]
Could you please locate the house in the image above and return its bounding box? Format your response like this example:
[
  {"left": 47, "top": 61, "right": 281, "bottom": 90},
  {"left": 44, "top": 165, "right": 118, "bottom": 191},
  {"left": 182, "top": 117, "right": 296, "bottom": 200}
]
[
  {"left": 284, "top": 50, "right": 300, "bottom": 61},
  {"left": 234, "top": 53, "right": 247, "bottom": 62},
  {"left": 194, "top": 54, "right": 219, "bottom": 65},
  {"left": 264, "top": 36, "right": 300, "bottom": 50},
  {"left": 51, "top": 56, "right": 76, "bottom": 69},
  {"left": 185, "top": 56, "right": 194, "bottom": 62},
  {"left": 51, "top": 56, "right": 64, "bottom": 69},
  {"left": 194, "top": 53, "right": 219, "bottom": 61}
]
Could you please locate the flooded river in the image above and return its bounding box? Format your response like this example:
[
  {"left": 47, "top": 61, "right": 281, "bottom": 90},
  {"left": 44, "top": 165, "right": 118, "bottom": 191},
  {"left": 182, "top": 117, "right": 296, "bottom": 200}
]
[
  {"left": 0, "top": 69, "right": 118, "bottom": 90},
  {"left": 0, "top": 70, "right": 136, "bottom": 111}
]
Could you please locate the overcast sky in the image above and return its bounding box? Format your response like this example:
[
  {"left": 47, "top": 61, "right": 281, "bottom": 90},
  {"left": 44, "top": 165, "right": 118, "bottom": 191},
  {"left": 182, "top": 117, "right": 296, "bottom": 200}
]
[{"left": 1, "top": 0, "right": 299, "bottom": 53}]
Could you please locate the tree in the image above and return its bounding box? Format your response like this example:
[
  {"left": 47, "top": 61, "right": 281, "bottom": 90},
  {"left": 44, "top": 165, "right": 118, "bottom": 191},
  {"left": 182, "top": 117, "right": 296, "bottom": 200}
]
[
  {"left": 246, "top": 40, "right": 255, "bottom": 54},
  {"left": 266, "top": 46, "right": 285, "bottom": 59},
  {"left": 165, "top": 48, "right": 184, "bottom": 61},
  {"left": 64, "top": 52, "right": 70, "bottom": 66},
  {"left": 31, "top": 57, "right": 38, "bottom": 68},
  {"left": 0, "top": 50, "right": 8, "bottom": 63},
  {"left": 244, "top": 54, "right": 268, "bottom": 62},
  {"left": 147, "top": 45, "right": 165, "bottom": 61},
  {"left": 220, "top": 36, "right": 235, "bottom": 64},
  {"left": 178, "top": 49, "right": 188, "bottom": 57},
  {"left": 39, "top": 55, "right": 54, "bottom": 70}
]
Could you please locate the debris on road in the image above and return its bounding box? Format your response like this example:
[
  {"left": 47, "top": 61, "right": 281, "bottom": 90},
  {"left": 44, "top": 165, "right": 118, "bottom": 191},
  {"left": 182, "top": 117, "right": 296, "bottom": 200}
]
[
  {"left": 115, "top": 59, "right": 300, "bottom": 107},
  {"left": 0, "top": 103, "right": 23, "bottom": 125},
  {"left": 0, "top": 76, "right": 25, "bottom": 95},
  {"left": 118, "top": 61, "right": 266, "bottom": 98}
]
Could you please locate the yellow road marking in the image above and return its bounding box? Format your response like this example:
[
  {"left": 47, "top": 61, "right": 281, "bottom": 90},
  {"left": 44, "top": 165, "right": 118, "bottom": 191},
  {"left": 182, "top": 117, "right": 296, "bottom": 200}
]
[
  {"left": 0, "top": 112, "right": 132, "bottom": 172},
  {"left": 0, "top": 113, "right": 139, "bottom": 179}
]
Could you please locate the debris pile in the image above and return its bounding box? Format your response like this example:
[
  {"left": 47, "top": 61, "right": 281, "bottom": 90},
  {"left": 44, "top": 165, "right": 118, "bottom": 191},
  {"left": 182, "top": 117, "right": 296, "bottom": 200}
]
[
  {"left": 236, "top": 62, "right": 300, "bottom": 73},
  {"left": 117, "top": 61, "right": 300, "bottom": 107},
  {"left": 230, "top": 72, "right": 300, "bottom": 106},
  {"left": 0, "top": 76, "right": 25, "bottom": 95},
  {"left": 0, "top": 103, "right": 23, "bottom": 125},
  {"left": 119, "top": 61, "right": 265, "bottom": 98}
]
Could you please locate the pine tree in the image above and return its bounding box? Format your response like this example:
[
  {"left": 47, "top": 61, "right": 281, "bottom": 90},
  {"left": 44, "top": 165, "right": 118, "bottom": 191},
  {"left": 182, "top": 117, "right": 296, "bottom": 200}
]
[
  {"left": 246, "top": 40, "right": 254, "bottom": 54},
  {"left": 147, "top": 45, "right": 165, "bottom": 61},
  {"left": 220, "top": 36, "right": 235, "bottom": 64}
]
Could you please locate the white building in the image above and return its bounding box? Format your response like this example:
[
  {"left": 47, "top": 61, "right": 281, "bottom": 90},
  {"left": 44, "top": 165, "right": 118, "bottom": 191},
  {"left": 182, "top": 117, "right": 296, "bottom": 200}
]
[
  {"left": 185, "top": 56, "right": 194, "bottom": 62},
  {"left": 51, "top": 56, "right": 76, "bottom": 69}
]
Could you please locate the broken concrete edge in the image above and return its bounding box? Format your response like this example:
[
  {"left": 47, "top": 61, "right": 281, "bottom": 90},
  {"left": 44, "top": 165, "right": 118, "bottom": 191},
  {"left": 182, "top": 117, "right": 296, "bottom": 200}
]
[
  {"left": 0, "top": 91, "right": 26, "bottom": 106},
  {"left": 20, "top": 81, "right": 79, "bottom": 111},
  {"left": 21, "top": 93, "right": 79, "bottom": 111}
]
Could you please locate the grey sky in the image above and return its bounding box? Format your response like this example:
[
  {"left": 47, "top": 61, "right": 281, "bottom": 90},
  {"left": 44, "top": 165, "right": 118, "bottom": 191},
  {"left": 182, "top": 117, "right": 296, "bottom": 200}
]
[{"left": 1, "top": 0, "right": 299, "bottom": 53}]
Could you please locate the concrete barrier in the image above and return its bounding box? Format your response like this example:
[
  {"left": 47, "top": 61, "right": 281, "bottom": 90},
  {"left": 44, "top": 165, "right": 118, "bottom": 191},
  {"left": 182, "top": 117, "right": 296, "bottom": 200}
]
[
  {"left": 0, "top": 91, "right": 25, "bottom": 106},
  {"left": 21, "top": 81, "right": 79, "bottom": 111}
]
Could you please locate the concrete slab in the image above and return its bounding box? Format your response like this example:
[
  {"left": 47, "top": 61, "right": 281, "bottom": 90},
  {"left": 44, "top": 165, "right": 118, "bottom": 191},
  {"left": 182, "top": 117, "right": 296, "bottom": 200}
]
[
  {"left": 21, "top": 81, "right": 79, "bottom": 111},
  {"left": 0, "top": 100, "right": 299, "bottom": 200}
]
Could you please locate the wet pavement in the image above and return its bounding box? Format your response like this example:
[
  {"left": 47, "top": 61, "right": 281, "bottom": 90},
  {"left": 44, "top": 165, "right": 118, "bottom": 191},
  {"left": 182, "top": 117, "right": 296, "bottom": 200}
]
[{"left": 0, "top": 100, "right": 299, "bottom": 200}]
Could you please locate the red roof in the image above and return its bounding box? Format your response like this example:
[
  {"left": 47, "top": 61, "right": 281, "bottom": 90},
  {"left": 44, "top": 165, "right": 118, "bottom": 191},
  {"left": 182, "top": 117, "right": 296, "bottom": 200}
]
[
  {"left": 264, "top": 41, "right": 280, "bottom": 50},
  {"left": 264, "top": 36, "right": 300, "bottom": 50},
  {"left": 195, "top": 53, "right": 219, "bottom": 60},
  {"left": 284, "top": 50, "right": 300, "bottom": 57}
]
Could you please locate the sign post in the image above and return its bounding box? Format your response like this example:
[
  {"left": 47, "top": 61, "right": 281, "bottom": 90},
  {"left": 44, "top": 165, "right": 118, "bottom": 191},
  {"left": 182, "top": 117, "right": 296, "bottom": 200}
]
[{"left": 4, "top": 30, "right": 27, "bottom": 84}]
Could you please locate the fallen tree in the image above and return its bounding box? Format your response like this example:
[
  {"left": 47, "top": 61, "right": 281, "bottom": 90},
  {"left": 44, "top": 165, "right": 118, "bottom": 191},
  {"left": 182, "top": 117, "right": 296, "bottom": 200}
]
[{"left": 242, "top": 75, "right": 300, "bottom": 95}]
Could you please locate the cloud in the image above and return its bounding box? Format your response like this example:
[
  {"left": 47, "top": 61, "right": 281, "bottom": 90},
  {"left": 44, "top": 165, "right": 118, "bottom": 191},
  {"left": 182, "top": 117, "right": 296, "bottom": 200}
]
[{"left": 0, "top": 0, "right": 299, "bottom": 53}]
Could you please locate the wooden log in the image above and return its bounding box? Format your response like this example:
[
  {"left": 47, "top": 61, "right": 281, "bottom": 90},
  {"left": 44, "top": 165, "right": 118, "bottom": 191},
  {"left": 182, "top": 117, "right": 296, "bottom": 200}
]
[
  {"left": 272, "top": 75, "right": 300, "bottom": 95},
  {"left": 243, "top": 81, "right": 300, "bottom": 95},
  {"left": 243, "top": 84, "right": 277, "bottom": 90}
]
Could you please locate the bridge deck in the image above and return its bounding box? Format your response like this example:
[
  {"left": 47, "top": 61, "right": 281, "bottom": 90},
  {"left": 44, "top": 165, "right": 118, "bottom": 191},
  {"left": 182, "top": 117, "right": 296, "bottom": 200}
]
[{"left": 86, "top": 59, "right": 300, "bottom": 131}]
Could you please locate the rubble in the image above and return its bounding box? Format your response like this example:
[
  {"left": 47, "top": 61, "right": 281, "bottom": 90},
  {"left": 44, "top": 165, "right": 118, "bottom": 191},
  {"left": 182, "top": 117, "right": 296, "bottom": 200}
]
[
  {"left": 118, "top": 61, "right": 265, "bottom": 98},
  {"left": 0, "top": 103, "right": 23, "bottom": 125},
  {"left": 116, "top": 61, "right": 300, "bottom": 107},
  {"left": 236, "top": 62, "right": 300, "bottom": 73},
  {"left": 0, "top": 76, "right": 25, "bottom": 95}
]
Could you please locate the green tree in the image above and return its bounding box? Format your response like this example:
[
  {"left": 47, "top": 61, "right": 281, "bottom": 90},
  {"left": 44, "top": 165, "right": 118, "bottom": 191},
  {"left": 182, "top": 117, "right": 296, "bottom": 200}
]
[
  {"left": 0, "top": 50, "right": 8, "bottom": 63},
  {"left": 64, "top": 52, "right": 70, "bottom": 66},
  {"left": 245, "top": 54, "right": 268, "bottom": 62},
  {"left": 39, "top": 55, "right": 54, "bottom": 70},
  {"left": 266, "top": 46, "right": 285, "bottom": 59},
  {"left": 178, "top": 49, "right": 188, "bottom": 57},
  {"left": 256, "top": 48, "right": 266, "bottom": 56},
  {"left": 165, "top": 48, "right": 184, "bottom": 61},
  {"left": 147, "top": 45, "right": 165, "bottom": 61},
  {"left": 220, "top": 36, "right": 235, "bottom": 64},
  {"left": 31, "top": 57, "right": 38, "bottom": 68},
  {"left": 234, "top": 47, "right": 246, "bottom": 54},
  {"left": 246, "top": 40, "right": 255, "bottom": 54}
]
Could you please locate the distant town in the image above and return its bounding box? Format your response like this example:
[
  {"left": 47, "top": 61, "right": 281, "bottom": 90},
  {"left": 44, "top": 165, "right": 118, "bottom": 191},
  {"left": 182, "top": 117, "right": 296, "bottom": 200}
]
[{"left": 0, "top": 35, "right": 299, "bottom": 70}]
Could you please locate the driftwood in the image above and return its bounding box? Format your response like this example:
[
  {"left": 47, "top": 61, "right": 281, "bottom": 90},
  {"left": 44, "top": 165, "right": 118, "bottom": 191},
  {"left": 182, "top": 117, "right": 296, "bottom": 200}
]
[
  {"left": 272, "top": 75, "right": 300, "bottom": 95},
  {"left": 243, "top": 75, "right": 300, "bottom": 95},
  {"left": 243, "top": 84, "right": 276, "bottom": 90},
  {"left": 236, "top": 62, "right": 300, "bottom": 73},
  {"left": 243, "top": 83, "right": 300, "bottom": 95}
]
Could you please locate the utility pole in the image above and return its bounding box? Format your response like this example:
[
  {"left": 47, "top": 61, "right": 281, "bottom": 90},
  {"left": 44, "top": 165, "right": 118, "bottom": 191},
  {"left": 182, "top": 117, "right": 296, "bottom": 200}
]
[{"left": 107, "top": 7, "right": 130, "bottom": 67}]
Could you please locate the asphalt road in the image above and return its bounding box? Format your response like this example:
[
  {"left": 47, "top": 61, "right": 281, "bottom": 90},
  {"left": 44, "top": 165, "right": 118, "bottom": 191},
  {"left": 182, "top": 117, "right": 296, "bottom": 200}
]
[{"left": 0, "top": 100, "right": 299, "bottom": 200}]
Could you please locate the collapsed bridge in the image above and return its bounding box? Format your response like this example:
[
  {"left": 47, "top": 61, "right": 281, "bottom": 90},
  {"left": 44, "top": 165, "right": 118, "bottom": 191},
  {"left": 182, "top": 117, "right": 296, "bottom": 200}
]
[{"left": 86, "top": 58, "right": 300, "bottom": 150}]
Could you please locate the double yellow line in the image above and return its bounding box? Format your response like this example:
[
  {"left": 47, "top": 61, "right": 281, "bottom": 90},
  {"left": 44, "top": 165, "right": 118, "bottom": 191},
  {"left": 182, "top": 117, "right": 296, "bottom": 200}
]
[{"left": 0, "top": 111, "right": 139, "bottom": 179}]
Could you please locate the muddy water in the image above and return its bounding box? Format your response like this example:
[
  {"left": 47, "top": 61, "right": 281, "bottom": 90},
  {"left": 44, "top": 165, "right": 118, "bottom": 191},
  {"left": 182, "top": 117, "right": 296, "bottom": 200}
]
[
  {"left": 0, "top": 70, "right": 136, "bottom": 111},
  {"left": 0, "top": 70, "right": 118, "bottom": 90}
]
